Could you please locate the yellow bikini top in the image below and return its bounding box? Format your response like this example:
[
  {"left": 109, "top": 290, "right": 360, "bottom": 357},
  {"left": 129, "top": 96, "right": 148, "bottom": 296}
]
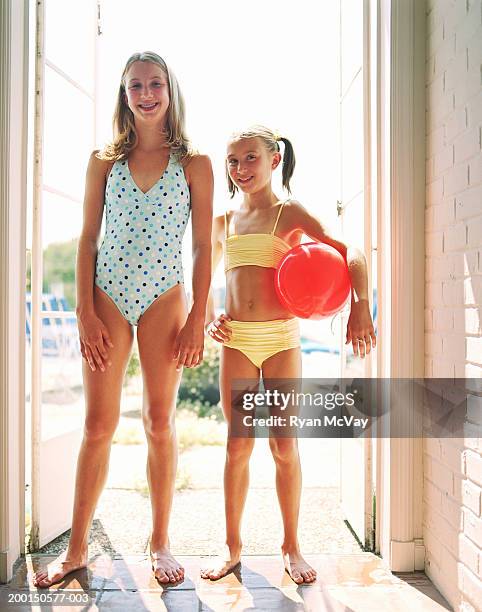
[{"left": 224, "top": 200, "right": 291, "bottom": 273}]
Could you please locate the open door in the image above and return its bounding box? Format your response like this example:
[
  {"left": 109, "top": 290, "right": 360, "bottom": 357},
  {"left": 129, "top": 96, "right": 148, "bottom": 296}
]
[
  {"left": 338, "top": 0, "right": 377, "bottom": 551},
  {"left": 29, "top": 0, "right": 97, "bottom": 549}
]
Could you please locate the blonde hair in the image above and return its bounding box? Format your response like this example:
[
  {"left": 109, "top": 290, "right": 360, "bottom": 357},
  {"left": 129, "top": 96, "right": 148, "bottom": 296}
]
[
  {"left": 226, "top": 125, "right": 296, "bottom": 198},
  {"left": 98, "top": 51, "right": 193, "bottom": 162}
]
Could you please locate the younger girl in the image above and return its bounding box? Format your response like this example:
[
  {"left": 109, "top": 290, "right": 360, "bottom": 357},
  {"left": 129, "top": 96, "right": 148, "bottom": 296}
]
[
  {"left": 202, "top": 125, "right": 375, "bottom": 584},
  {"left": 33, "top": 52, "right": 213, "bottom": 587}
]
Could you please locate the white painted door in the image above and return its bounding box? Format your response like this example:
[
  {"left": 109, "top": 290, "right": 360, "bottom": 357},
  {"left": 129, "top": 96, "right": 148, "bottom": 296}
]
[
  {"left": 29, "top": 0, "right": 97, "bottom": 550},
  {"left": 338, "top": 0, "right": 377, "bottom": 551}
]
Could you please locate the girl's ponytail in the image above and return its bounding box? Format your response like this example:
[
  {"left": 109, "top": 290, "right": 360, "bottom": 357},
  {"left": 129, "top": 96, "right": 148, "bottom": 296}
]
[{"left": 277, "top": 136, "right": 295, "bottom": 194}]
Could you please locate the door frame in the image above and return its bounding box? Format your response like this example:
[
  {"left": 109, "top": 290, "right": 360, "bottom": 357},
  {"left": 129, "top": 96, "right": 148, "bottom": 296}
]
[
  {"left": 0, "top": 0, "right": 428, "bottom": 581},
  {"left": 376, "top": 0, "right": 426, "bottom": 571},
  {"left": 30, "top": 0, "right": 97, "bottom": 551},
  {"left": 0, "top": 0, "right": 29, "bottom": 584},
  {"left": 338, "top": 0, "right": 375, "bottom": 551}
]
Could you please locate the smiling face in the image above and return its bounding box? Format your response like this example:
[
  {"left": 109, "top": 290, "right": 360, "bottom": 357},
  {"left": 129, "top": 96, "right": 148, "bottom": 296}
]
[
  {"left": 123, "top": 60, "right": 170, "bottom": 123},
  {"left": 226, "top": 137, "right": 281, "bottom": 194}
]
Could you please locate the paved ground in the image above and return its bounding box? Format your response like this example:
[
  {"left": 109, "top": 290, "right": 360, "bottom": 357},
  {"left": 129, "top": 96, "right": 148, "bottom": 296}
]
[{"left": 5, "top": 554, "right": 451, "bottom": 612}]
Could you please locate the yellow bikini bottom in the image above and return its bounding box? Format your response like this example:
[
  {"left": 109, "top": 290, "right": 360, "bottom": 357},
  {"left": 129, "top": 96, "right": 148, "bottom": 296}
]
[{"left": 223, "top": 318, "right": 300, "bottom": 369}]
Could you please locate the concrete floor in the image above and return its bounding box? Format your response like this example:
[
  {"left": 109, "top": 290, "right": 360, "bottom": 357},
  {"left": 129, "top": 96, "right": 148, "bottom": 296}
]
[{"left": 1, "top": 553, "right": 452, "bottom": 611}]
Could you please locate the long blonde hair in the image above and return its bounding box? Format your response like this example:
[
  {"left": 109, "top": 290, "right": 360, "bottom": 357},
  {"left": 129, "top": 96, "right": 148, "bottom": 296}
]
[
  {"left": 226, "top": 125, "right": 296, "bottom": 198},
  {"left": 98, "top": 52, "right": 193, "bottom": 161}
]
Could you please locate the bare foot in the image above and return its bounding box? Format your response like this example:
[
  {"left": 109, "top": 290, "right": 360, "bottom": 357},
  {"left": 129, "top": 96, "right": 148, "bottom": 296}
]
[
  {"left": 150, "top": 547, "right": 184, "bottom": 584},
  {"left": 32, "top": 550, "right": 88, "bottom": 588},
  {"left": 282, "top": 549, "right": 317, "bottom": 584},
  {"left": 200, "top": 544, "right": 242, "bottom": 580}
]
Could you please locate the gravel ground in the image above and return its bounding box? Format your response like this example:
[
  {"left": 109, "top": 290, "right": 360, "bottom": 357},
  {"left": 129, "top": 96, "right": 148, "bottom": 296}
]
[
  {"left": 38, "top": 440, "right": 362, "bottom": 558},
  {"left": 39, "top": 487, "right": 361, "bottom": 557},
  {"left": 36, "top": 355, "right": 362, "bottom": 559}
]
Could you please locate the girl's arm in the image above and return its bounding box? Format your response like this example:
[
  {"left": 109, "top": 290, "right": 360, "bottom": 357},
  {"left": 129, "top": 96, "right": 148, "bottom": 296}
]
[
  {"left": 206, "top": 215, "right": 224, "bottom": 325},
  {"left": 205, "top": 215, "right": 232, "bottom": 343},
  {"left": 174, "top": 154, "right": 214, "bottom": 370},
  {"left": 288, "top": 201, "right": 376, "bottom": 358},
  {"left": 76, "top": 151, "right": 114, "bottom": 371}
]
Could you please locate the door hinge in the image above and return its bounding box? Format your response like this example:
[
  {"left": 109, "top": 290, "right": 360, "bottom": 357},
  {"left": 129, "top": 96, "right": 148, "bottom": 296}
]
[{"left": 97, "top": 1, "right": 102, "bottom": 36}]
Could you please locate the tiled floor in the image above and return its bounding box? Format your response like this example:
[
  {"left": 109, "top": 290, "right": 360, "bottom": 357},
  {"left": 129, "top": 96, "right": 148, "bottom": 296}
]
[{"left": 1, "top": 553, "right": 452, "bottom": 611}]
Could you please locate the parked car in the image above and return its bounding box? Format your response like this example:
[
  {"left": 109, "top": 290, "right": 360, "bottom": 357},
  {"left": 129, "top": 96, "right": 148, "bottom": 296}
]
[{"left": 25, "top": 293, "right": 80, "bottom": 358}]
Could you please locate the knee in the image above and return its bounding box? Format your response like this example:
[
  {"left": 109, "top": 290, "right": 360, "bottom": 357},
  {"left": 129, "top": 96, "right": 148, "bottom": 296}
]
[
  {"left": 226, "top": 437, "right": 255, "bottom": 463},
  {"left": 143, "top": 407, "right": 175, "bottom": 441},
  {"left": 84, "top": 416, "right": 118, "bottom": 443},
  {"left": 269, "top": 437, "right": 299, "bottom": 465}
]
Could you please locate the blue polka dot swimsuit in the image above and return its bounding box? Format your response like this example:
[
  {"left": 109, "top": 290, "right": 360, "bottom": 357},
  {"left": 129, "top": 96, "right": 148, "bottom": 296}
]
[{"left": 95, "top": 152, "right": 190, "bottom": 325}]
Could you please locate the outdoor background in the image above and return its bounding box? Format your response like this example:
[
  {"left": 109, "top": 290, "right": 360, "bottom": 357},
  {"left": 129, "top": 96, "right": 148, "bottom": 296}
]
[{"left": 26, "top": 0, "right": 363, "bottom": 557}]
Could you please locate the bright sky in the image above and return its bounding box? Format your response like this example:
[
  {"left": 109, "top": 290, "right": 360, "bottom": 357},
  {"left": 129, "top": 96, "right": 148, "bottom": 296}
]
[
  {"left": 96, "top": 0, "right": 340, "bottom": 216},
  {"left": 96, "top": 0, "right": 341, "bottom": 287},
  {"left": 37, "top": 0, "right": 341, "bottom": 295}
]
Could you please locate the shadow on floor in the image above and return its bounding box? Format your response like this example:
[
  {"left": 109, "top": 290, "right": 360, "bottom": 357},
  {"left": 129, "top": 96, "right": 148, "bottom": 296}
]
[{"left": 0, "top": 552, "right": 452, "bottom": 612}]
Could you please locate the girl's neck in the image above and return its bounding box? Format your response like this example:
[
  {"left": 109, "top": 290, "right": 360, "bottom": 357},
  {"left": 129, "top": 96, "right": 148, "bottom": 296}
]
[
  {"left": 242, "top": 186, "right": 280, "bottom": 211},
  {"left": 134, "top": 120, "right": 169, "bottom": 153}
]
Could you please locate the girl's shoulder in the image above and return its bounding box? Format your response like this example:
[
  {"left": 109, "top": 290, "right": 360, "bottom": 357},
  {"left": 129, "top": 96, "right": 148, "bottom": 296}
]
[
  {"left": 279, "top": 199, "right": 314, "bottom": 232},
  {"left": 213, "top": 212, "right": 227, "bottom": 242},
  {"left": 283, "top": 198, "right": 302, "bottom": 210},
  {"left": 281, "top": 198, "right": 306, "bottom": 218},
  {"left": 89, "top": 150, "right": 116, "bottom": 182},
  {"left": 181, "top": 151, "right": 213, "bottom": 185},
  {"left": 181, "top": 150, "right": 212, "bottom": 171}
]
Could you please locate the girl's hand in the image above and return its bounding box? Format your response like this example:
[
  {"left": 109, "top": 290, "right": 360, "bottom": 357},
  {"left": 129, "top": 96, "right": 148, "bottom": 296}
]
[
  {"left": 77, "top": 311, "right": 114, "bottom": 372},
  {"left": 345, "top": 300, "right": 376, "bottom": 359},
  {"left": 206, "top": 313, "right": 232, "bottom": 344},
  {"left": 173, "top": 313, "right": 205, "bottom": 371}
]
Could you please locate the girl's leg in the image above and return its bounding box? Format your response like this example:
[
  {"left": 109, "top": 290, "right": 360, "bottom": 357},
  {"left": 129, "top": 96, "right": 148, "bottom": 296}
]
[
  {"left": 262, "top": 348, "right": 317, "bottom": 584},
  {"left": 136, "top": 285, "right": 187, "bottom": 584},
  {"left": 200, "top": 345, "right": 259, "bottom": 580},
  {"left": 33, "top": 286, "right": 134, "bottom": 587}
]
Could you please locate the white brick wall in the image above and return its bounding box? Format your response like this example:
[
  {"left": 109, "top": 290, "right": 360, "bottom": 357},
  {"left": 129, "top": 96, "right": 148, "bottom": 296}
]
[{"left": 425, "top": 0, "right": 482, "bottom": 609}]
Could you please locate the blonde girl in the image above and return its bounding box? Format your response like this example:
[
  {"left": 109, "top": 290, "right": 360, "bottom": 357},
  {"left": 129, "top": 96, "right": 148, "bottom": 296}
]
[
  {"left": 33, "top": 52, "right": 213, "bottom": 587},
  {"left": 201, "top": 125, "right": 375, "bottom": 584}
]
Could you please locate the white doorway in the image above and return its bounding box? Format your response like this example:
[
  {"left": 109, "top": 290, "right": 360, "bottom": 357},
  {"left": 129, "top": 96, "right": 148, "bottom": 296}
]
[{"left": 0, "top": 0, "right": 414, "bottom": 584}]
